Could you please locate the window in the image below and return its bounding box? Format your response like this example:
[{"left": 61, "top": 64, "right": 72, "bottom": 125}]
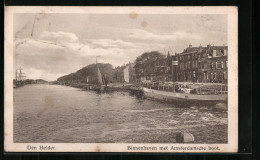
[
  {"left": 211, "top": 63, "right": 214, "bottom": 69},
  {"left": 216, "top": 71, "right": 219, "bottom": 80},
  {"left": 221, "top": 61, "right": 224, "bottom": 68},
  {"left": 216, "top": 61, "right": 222, "bottom": 69},
  {"left": 219, "top": 71, "right": 223, "bottom": 80},
  {"left": 193, "top": 71, "right": 196, "bottom": 77},
  {"left": 224, "top": 71, "right": 227, "bottom": 79},
  {"left": 226, "top": 61, "right": 228, "bottom": 68}
]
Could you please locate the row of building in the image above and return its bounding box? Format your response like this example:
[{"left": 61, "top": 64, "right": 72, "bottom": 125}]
[
  {"left": 168, "top": 44, "right": 228, "bottom": 84},
  {"left": 119, "top": 44, "right": 228, "bottom": 84}
]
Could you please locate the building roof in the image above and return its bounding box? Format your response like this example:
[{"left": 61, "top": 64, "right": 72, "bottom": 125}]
[{"left": 176, "top": 45, "right": 228, "bottom": 56}]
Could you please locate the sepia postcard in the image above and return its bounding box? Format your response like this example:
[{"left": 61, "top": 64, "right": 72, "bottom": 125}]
[{"left": 4, "top": 6, "right": 238, "bottom": 152}]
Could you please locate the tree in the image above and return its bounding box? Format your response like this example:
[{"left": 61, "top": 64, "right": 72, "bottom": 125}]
[
  {"left": 134, "top": 51, "right": 166, "bottom": 80},
  {"left": 57, "top": 63, "right": 115, "bottom": 84}
]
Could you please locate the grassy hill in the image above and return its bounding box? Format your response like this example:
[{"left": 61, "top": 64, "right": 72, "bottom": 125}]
[{"left": 57, "top": 63, "right": 116, "bottom": 84}]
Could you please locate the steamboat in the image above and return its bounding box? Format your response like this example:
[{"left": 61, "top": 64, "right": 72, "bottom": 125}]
[{"left": 141, "top": 80, "right": 228, "bottom": 106}]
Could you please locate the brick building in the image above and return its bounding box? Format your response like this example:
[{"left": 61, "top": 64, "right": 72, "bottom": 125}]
[{"left": 168, "top": 44, "right": 228, "bottom": 84}]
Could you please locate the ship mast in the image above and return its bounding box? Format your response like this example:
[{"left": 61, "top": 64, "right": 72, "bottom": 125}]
[
  {"left": 17, "top": 67, "right": 26, "bottom": 81},
  {"left": 14, "top": 67, "right": 26, "bottom": 88}
]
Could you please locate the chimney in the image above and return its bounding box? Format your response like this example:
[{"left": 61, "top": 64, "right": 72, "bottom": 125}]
[
  {"left": 207, "top": 44, "right": 211, "bottom": 48},
  {"left": 199, "top": 44, "right": 202, "bottom": 52},
  {"left": 189, "top": 44, "right": 192, "bottom": 48},
  {"left": 224, "top": 49, "right": 227, "bottom": 56},
  {"left": 213, "top": 50, "right": 216, "bottom": 57}
]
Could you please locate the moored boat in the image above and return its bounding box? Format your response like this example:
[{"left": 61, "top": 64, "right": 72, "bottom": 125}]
[
  {"left": 142, "top": 81, "right": 228, "bottom": 106},
  {"left": 14, "top": 67, "right": 26, "bottom": 88}
]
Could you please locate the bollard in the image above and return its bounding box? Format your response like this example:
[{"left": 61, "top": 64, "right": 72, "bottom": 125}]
[{"left": 176, "top": 132, "right": 195, "bottom": 143}]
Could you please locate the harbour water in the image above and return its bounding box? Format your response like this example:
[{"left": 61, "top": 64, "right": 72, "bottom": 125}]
[{"left": 14, "top": 84, "right": 227, "bottom": 143}]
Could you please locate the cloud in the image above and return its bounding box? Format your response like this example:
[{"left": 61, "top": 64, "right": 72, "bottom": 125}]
[
  {"left": 128, "top": 29, "right": 203, "bottom": 42},
  {"left": 13, "top": 14, "right": 227, "bottom": 81},
  {"left": 15, "top": 38, "right": 89, "bottom": 71},
  {"left": 88, "top": 39, "right": 136, "bottom": 49},
  {"left": 79, "top": 26, "right": 202, "bottom": 45},
  {"left": 14, "top": 28, "right": 214, "bottom": 81},
  {"left": 14, "top": 31, "right": 148, "bottom": 80},
  {"left": 39, "top": 31, "right": 79, "bottom": 44}
]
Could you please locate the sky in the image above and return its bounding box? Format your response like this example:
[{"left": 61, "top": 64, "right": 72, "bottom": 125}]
[{"left": 14, "top": 13, "right": 227, "bottom": 81}]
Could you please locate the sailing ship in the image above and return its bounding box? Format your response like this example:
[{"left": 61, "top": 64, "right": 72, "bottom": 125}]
[
  {"left": 94, "top": 67, "right": 105, "bottom": 91},
  {"left": 14, "top": 67, "right": 26, "bottom": 88},
  {"left": 93, "top": 56, "right": 109, "bottom": 92},
  {"left": 141, "top": 81, "right": 228, "bottom": 106}
]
